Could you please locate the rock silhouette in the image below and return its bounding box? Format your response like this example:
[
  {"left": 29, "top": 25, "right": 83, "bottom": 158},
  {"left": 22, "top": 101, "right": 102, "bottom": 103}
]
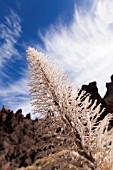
[{"left": 103, "top": 75, "right": 113, "bottom": 112}]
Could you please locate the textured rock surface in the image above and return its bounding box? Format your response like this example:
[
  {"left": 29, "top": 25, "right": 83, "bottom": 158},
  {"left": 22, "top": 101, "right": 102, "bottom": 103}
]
[
  {"left": 0, "top": 107, "right": 37, "bottom": 170},
  {"left": 16, "top": 113, "right": 95, "bottom": 170},
  {"left": 0, "top": 106, "right": 96, "bottom": 170},
  {"left": 0, "top": 108, "right": 77, "bottom": 170}
]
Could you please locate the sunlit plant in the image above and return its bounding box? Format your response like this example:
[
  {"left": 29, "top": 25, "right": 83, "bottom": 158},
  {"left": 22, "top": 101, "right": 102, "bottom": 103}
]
[{"left": 27, "top": 47, "right": 113, "bottom": 170}]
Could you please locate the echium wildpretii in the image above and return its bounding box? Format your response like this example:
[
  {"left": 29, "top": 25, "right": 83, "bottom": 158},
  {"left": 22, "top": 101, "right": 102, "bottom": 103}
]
[{"left": 27, "top": 47, "right": 113, "bottom": 169}]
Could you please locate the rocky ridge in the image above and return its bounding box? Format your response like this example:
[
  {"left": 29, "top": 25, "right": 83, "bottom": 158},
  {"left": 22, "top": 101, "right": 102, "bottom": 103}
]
[{"left": 0, "top": 107, "right": 77, "bottom": 170}]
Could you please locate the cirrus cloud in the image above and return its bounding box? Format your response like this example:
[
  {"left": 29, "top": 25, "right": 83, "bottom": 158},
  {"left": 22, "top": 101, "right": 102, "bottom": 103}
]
[
  {"left": 0, "top": 10, "right": 22, "bottom": 67},
  {"left": 0, "top": 10, "right": 31, "bottom": 114},
  {"left": 38, "top": 0, "right": 113, "bottom": 97}
]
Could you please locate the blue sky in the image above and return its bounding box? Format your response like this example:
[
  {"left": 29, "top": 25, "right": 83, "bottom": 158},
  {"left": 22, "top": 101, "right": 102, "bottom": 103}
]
[
  {"left": 0, "top": 0, "right": 75, "bottom": 114},
  {"left": 0, "top": 0, "right": 113, "bottom": 115}
]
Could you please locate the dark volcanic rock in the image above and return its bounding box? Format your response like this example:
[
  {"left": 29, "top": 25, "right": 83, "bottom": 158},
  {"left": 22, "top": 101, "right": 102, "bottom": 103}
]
[
  {"left": 0, "top": 107, "right": 36, "bottom": 170},
  {"left": 103, "top": 75, "right": 113, "bottom": 113},
  {"left": 81, "top": 81, "right": 104, "bottom": 105},
  {"left": 78, "top": 81, "right": 105, "bottom": 108},
  {"left": 0, "top": 107, "right": 75, "bottom": 170},
  {"left": 78, "top": 81, "right": 111, "bottom": 124}
]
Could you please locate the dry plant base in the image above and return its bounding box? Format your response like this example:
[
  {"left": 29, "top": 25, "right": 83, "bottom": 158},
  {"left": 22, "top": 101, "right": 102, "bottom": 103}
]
[{"left": 16, "top": 150, "right": 93, "bottom": 170}]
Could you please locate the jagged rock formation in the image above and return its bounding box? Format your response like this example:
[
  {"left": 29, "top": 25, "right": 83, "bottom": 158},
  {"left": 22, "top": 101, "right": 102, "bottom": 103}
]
[
  {"left": 78, "top": 81, "right": 110, "bottom": 124},
  {"left": 1, "top": 105, "right": 99, "bottom": 170},
  {"left": 0, "top": 108, "right": 87, "bottom": 170},
  {"left": 103, "top": 75, "right": 113, "bottom": 113},
  {"left": 79, "top": 78, "right": 113, "bottom": 114},
  {"left": 16, "top": 112, "right": 96, "bottom": 170},
  {"left": 77, "top": 81, "right": 109, "bottom": 109},
  {"left": 78, "top": 80, "right": 113, "bottom": 126},
  {"left": 81, "top": 81, "right": 103, "bottom": 105},
  {"left": 0, "top": 107, "right": 37, "bottom": 170}
]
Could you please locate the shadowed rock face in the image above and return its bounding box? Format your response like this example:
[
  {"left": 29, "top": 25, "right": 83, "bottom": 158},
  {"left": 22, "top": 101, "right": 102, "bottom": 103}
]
[
  {"left": 0, "top": 108, "right": 75, "bottom": 170},
  {"left": 78, "top": 80, "right": 113, "bottom": 127},
  {"left": 103, "top": 75, "right": 113, "bottom": 113},
  {"left": 79, "top": 81, "right": 108, "bottom": 107},
  {"left": 80, "top": 77, "right": 113, "bottom": 114},
  {"left": 81, "top": 81, "right": 102, "bottom": 104},
  {"left": 78, "top": 81, "right": 109, "bottom": 121},
  {"left": 0, "top": 107, "right": 36, "bottom": 170}
]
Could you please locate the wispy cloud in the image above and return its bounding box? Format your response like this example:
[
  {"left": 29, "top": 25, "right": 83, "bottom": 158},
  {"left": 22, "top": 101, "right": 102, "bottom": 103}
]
[
  {"left": 0, "top": 10, "right": 31, "bottom": 114},
  {"left": 0, "top": 10, "right": 22, "bottom": 67},
  {"left": 38, "top": 0, "right": 113, "bottom": 97},
  {"left": 0, "top": 75, "right": 32, "bottom": 114}
]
